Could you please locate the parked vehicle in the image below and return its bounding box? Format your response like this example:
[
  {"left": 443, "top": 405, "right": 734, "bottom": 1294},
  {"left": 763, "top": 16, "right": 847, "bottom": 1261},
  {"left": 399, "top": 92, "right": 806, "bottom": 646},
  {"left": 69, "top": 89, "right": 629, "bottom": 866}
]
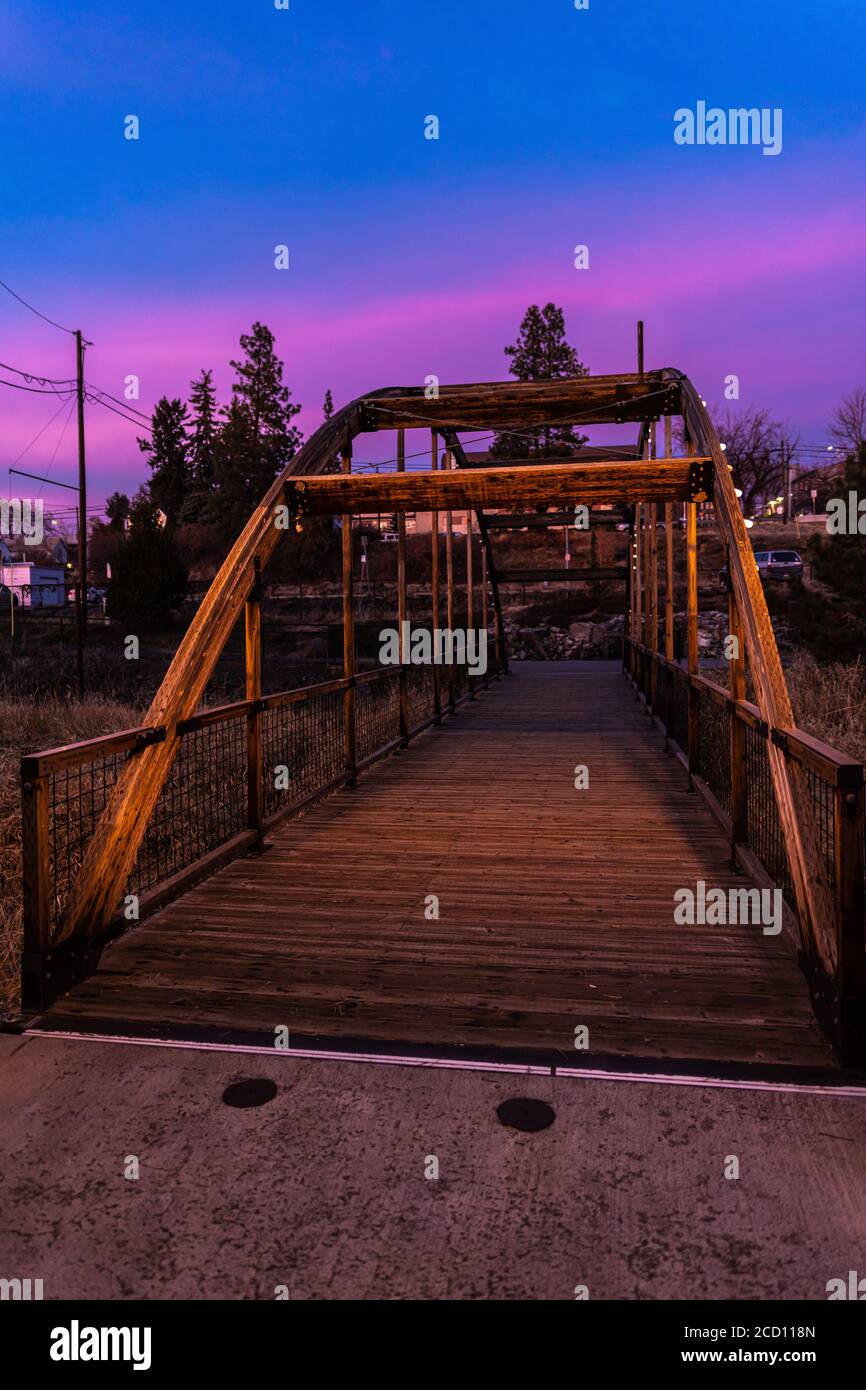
[{"left": 718, "top": 549, "right": 803, "bottom": 589}]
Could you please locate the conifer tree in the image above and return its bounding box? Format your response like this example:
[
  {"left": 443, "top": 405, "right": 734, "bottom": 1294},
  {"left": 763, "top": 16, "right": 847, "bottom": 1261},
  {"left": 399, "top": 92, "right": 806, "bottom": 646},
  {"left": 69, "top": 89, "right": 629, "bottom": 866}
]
[
  {"left": 138, "top": 398, "right": 190, "bottom": 522},
  {"left": 492, "top": 304, "right": 589, "bottom": 459}
]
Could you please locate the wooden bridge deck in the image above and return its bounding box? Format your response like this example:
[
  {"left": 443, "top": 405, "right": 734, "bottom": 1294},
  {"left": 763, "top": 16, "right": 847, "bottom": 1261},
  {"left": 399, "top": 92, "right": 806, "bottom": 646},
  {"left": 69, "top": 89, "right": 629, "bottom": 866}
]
[{"left": 40, "top": 663, "right": 834, "bottom": 1070}]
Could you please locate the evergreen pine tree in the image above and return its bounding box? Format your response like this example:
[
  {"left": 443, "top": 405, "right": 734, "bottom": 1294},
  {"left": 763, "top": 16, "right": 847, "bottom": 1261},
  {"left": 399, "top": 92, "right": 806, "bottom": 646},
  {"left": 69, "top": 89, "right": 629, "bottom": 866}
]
[
  {"left": 138, "top": 398, "right": 191, "bottom": 522},
  {"left": 105, "top": 492, "right": 130, "bottom": 530},
  {"left": 209, "top": 323, "right": 303, "bottom": 537},
  {"left": 492, "top": 304, "right": 589, "bottom": 459},
  {"left": 106, "top": 488, "right": 188, "bottom": 629},
  {"left": 184, "top": 369, "right": 219, "bottom": 519}
]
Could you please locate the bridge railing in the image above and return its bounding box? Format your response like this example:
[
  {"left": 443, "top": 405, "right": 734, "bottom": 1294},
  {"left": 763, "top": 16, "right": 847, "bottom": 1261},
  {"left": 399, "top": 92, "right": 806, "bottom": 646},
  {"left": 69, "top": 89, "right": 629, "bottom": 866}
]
[
  {"left": 20, "top": 654, "right": 499, "bottom": 1010},
  {"left": 626, "top": 636, "right": 866, "bottom": 1060}
]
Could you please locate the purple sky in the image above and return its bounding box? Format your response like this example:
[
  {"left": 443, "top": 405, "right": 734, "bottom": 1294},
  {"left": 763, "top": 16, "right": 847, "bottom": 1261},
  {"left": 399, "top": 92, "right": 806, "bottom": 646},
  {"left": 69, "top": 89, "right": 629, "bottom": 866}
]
[{"left": 2, "top": 1, "right": 864, "bottom": 514}]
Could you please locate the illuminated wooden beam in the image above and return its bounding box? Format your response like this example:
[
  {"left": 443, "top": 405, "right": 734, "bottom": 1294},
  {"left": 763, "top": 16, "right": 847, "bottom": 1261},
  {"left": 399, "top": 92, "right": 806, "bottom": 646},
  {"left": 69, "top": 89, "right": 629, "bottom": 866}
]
[{"left": 288, "top": 457, "right": 712, "bottom": 518}]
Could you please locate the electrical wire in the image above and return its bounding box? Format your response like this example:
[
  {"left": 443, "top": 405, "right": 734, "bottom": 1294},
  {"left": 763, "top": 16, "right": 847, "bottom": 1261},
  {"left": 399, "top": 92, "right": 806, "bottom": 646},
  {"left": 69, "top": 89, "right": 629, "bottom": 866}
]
[
  {"left": 0, "top": 359, "right": 76, "bottom": 386},
  {"left": 0, "top": 375, "right": 75, "bottom": 396},
  {"left": 85, "top": 391, "right": 152, "bottom": 432},
  {"left": 7, "top": 397, "right": 72, "bottom": 470},
  {"left": 0, "top": 276, "right": 76, "bottom": 335},
  {"left": 85, "top": 382, "right": 152, "bottom": 421}
]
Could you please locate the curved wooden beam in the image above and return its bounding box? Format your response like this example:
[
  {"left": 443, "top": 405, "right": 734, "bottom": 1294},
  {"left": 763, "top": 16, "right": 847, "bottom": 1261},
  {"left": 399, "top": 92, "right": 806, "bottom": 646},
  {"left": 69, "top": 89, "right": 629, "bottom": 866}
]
[
  {"left": 670, "top": 370, "right": 837, "bottom": 975},
  {"left": 57, "top": 389, "right": 396, "bottom": 942}
]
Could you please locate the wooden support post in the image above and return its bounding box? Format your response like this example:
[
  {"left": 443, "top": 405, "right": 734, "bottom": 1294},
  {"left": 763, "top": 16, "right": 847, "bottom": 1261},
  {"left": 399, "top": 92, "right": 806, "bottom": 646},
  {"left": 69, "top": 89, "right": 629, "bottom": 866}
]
[
  {"left": 466, "top": 511, "right": 475, "bottom": 694},
  {"left": 431, "top": 431, "right": 442, "bottom": 720},
  {"left": 664, "top": 418, "right": 674, "bottom": 663},
  {"left": 834, "top": 769, "right": 866, "bottom": 1060},
  {"left": 341, "top": 445, "right": 357, "bottom": 783},
  {"left": 20, "top": 766, "right": 51, "bottom": 1009},
  {"left": 396, "top": 429, "right": 408, "bottom": 744},
  {"left": 494, "top": 597, "right": 505, "bottom": 676},
  {"left": 481, "top": 545, "right": 489, "bottom": 664},
  {"left": 634, "top": 503, "right": 643, "bottom": 656},
  {"left": 445, "top": 448, "right": 456, "bottom": 713},
  {"left": 245, "top": 558, "right": 264, "bottom": 844},
  {"left": 686, "top": 445, "right": 699, "bottom": 781},
  {"left": 727, "top": 553, "right": 747, "bottom": 856}
]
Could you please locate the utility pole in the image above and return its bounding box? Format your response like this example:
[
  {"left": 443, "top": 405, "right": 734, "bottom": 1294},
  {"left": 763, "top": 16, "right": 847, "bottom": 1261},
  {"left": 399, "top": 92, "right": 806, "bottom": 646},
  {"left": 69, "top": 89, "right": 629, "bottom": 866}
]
[{"left": 75, "top": 329, "right": 87, "bottom": 696}]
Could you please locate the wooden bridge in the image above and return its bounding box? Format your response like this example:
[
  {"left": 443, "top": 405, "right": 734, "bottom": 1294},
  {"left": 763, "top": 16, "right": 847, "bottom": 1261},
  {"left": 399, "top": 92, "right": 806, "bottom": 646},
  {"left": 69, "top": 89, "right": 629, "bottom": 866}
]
[{"left": 19, "top": 367, "right": 866, "bottom": 1072}]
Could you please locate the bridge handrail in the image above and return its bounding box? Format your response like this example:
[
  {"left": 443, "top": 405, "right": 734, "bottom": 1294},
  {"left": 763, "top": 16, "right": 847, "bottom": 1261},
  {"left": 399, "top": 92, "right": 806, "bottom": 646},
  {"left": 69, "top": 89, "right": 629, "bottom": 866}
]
[
  {"left": 626, "top": 636, "right": 865, "bottom": 1060},
  {"left": 20, "top": 657, "right": 500, "bottom": 1008}
]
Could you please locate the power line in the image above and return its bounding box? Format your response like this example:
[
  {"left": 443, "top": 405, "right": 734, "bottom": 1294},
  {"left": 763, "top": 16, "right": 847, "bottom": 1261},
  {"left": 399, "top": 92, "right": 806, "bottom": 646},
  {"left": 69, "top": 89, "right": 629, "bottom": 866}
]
[
  {"left": 0, "top": 374, "right": 75, "bottom": 396},
  {"left": 40, "top": 399, "right": 77, "bottom": 494},
  {"left": 85, "top": 382, "right": 151, "bottom": 421},
  {"left": 7, "top": 396, "right": 72, "bottom": 472},
  {"left": 0, "top": 276, "right": 76, "bottom": 335},
  {"left": 0, "top": 359, "right": 76, "bottom": 386},
  {"left": 85, "top": 391, "right": 152, "bottom": 432}
]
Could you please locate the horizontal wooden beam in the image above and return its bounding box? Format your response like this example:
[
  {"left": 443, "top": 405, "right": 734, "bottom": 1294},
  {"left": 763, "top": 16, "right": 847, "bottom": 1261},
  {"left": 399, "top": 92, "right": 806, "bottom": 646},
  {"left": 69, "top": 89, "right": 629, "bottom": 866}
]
[
  {"left": 359, "top": 376, "right": 680, "bottom": 431},
  {"left": 485, "top": 511, "right": 626, "bottom": 529},
  {"left": 289, "top": 457, "right": 712, "bottom": 518},
  {"left": 458, "top": 452, "right": 640, "bottom": 470},
  {"left": 498, "top": 567, "right": 627, "bottom": 584}
]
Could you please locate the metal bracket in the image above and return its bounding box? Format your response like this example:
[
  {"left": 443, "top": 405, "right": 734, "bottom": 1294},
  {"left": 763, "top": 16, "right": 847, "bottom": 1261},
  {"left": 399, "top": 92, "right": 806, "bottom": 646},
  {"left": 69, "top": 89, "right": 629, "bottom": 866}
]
[
  {"left": 133, "top": 728, "right": 166, "bottom": 753},
  {"left": 770, "top": 728, "right": 789, "bottom": 753},
  {"left": 688, "top": 456, "right": 714, "bottom": 503},
  {"left": 356, "top": 400, "right": 379, "bottom": 432},
  {"left": 283, "top": 481, "right": 310, "bottom": 533}
]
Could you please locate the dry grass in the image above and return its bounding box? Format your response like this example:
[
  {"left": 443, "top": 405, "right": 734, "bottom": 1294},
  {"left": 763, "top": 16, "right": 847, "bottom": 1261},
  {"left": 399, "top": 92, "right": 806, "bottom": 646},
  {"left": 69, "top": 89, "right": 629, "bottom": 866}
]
[
  {"left": 787, "top": 653, "right": 866, "bottom": 763},
  {"left": 0, "top": 695, "right": 142, "bottom": 1016}
]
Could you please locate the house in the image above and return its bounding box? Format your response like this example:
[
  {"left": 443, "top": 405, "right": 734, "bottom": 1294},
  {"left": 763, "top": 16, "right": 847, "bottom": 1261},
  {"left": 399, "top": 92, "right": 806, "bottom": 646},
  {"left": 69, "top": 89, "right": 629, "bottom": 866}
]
[{"left": 0, "top": 561, "right": 67, "bottom": 606}]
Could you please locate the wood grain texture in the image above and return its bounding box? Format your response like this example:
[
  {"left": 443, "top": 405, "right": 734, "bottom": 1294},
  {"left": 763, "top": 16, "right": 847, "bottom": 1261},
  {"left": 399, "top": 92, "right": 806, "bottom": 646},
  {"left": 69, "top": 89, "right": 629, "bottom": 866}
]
[
  {"left": 290, "top": 458, "right": 705, "bottom": 516},
  {"left": 42, "top": 665, "right": 833, "bottom": 1070},
  {"left": 677, "top": 373, "right": 838, "bottom": 976}
]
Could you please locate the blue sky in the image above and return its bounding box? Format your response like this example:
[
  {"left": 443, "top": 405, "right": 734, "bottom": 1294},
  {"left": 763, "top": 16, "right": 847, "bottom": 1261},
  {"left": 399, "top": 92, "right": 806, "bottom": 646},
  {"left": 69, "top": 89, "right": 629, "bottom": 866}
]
[{"left": 1, "top": 0, "right": 864, "bottom": 506}]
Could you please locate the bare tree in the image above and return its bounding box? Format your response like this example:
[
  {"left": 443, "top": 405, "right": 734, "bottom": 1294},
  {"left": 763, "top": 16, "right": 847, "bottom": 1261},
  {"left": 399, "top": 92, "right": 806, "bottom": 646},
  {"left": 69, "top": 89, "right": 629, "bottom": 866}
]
[
  {"left": 829, "top": 388, "right": 866, "bottom": 456},
  {"left": 712, "top": 407, "right": 796, "bottom": 517}
]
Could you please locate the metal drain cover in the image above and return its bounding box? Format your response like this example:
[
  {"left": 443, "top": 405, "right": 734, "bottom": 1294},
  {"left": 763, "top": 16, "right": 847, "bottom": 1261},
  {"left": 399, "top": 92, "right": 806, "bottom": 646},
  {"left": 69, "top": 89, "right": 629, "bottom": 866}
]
[
  {"left": 222, "top": 1078, "right": 278, "bottom": 1109},
  {"left": 497, "top": 1098, "right": 555, "bottom": 1132}
]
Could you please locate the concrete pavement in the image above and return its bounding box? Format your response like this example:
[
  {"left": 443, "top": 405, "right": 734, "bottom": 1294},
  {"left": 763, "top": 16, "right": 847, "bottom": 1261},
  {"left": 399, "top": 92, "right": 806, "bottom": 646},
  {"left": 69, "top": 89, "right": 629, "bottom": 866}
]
[{"left": 1, "top": 1032, "right": 865, "bottom": 1300}]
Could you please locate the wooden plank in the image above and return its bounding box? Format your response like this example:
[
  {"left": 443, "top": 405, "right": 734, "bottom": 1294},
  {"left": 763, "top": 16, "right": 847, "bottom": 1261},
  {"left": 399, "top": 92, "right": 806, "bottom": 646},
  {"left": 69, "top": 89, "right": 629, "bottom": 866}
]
[
  {"left": 20, "top": 769, "right": 51, "bottom": 1008},
  {"left": 686, "top": 489, "right": 699, "bottom": 778},
  {"left": 430, "top": 431, "right": 442, "bottom": 720},
  {"left": 444, "top": 429, "right": 508, "bottom": 675},
  {"left": 341, "top": 447, "right": 356, "bottom": 784},
  {"left": 484, "top": 511, "right": 625, "bottom": 529},
  {"left": 244, "top": 560, "right": 263, "bottom": 842},
  {"left": 497, "top": 568, "right": 627, "bottom": 584},
  {"left": 396, "top": 429, "right": 408, "bottom": 743},
  {"left": 361, "top": 373, "right": 679, "bottom": 430},
  {"left": 40, "top": 666, "right": 832, "bottom": 1070},
  {"left": 728, "top": 557, "right": 747, "bottom": 852},
  {"left": 679, "top": 375, "right": 839, "bottom": 979},
  {"left": 289, "top": 458, "right": 709, "bottom": 517}
]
